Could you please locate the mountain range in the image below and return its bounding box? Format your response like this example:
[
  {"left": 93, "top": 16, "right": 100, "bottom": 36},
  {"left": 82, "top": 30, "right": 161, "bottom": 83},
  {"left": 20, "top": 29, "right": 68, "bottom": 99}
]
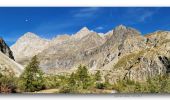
[{"left": 1, "top": 25, "right": 170, "bottom": 83}]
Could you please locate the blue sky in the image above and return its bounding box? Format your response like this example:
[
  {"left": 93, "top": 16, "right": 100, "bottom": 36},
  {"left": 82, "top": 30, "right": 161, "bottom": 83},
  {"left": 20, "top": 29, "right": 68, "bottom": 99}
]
[{"left": 0, "top": 7, "right": 169, "bottom": 46}]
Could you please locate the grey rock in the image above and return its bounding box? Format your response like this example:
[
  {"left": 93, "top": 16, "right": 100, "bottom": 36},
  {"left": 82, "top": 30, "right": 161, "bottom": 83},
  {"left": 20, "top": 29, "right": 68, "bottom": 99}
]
[
  {"left": 0, "top": 38, "right": 23, "bottom": 76},
  {"left": 0, "top": 38, "right": 14, "bottom": 60}
]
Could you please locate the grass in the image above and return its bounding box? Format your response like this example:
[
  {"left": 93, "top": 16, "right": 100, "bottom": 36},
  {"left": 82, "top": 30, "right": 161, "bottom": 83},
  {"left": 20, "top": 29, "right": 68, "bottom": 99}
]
[
  {"left": 111, "top": 74, "right": 170, "bottom": 93},
  {"left": 113, "top": 50, "right": 146, "bottom": 69},
  {"left": 160, "top": 39, "right": 170, "bottom": 45}
]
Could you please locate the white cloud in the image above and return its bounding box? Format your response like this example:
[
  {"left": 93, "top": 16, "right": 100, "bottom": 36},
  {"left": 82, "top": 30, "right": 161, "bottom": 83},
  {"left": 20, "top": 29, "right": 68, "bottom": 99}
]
[
  {"left": 73, "top": 7, "right": 101, "bottom": 18},
  {"left": 125, "top": 8, "right": 159, "bottom": 23},
  {"left": 95, "top": 26, "right": 104, "bottom": 30},
  {"left": 138, "top": 10, "right": 156, "bottom": 22}
]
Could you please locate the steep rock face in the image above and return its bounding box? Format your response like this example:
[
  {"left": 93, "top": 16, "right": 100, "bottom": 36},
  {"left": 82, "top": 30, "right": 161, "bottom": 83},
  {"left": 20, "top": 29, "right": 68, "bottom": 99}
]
[
  {"left": 103, "top": 31, "right": 113, "bottom": 40},
  {"left": 37, "top": 29, "right": 105, "bottom": 73},
  {"left": 0, "top": 51, "right": 23, "bottom": 77},
  {"left": 10, "top": 32, "right": 50, "bottom": 65},
  {"left": 145, "top": 31, "right": 170, "bottom": 48},
  {"left": 0, "top": 38, "right": 23, "bottom": 76},
  {"left": 0, "top": 38, "right": 14, "bottom": 60},
  {"left": 78, "top": 25, "right": 170, "bottom": 83},
  {"left": 83, "top": 25, "right": 146, "bottom": 70},
  {"left": 106, "top": 31, "right": 170, "bottom": 83},
  {"left": 38, "top": 25, "right": 147, "bottom": 74},
  {"left": 50, "top": 34, "right": 70, "bottom": 46}
]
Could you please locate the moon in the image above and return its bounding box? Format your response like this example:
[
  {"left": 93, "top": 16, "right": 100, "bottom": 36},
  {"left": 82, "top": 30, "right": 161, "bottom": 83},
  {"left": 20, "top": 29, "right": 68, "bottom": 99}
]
[
  {"left": 25, "top": 18, "right": 32, "bottom": 22},
  {"left": 25, "top": 19, "right": 29, "bottom": 22}
]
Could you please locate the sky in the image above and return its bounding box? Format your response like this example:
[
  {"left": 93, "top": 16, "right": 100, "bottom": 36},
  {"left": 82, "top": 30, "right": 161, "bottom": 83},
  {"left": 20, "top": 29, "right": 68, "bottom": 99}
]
[{"left": 0, "top": 7, "right": 170, "bottom": 46}]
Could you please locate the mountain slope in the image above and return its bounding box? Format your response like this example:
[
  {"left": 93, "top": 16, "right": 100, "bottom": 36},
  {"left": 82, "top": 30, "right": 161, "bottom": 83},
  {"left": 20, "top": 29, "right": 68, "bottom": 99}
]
[
  {"left": 37, "top": 28, "right": 105, "bottom": 73},
  {"left": 105, "top": 31, "right": 170, "bottom": 83},
  {"left": 0, "top": 38, "right": 23, "bottom": 76},
  {"left": 50, "top": 34, "right": 70, "bottom": 46},
  {"left": 0, "top": 51, "right": 23, "bottom": 76},
  {"left": 10, "top": 32, "right": 50, "bottom": 64}
]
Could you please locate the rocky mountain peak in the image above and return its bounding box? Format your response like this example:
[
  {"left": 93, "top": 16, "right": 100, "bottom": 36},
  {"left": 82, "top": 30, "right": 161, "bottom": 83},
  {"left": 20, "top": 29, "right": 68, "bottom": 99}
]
[
  {"left": 113, "top": 25, "right": 141, "bottom": 37},
  {"left": 79, "top": 27, "right": 90, "bottom": 32},
  {"left": 10, "top": 32, "right": 50, "bottom": 61},
  {"left": 21, "top": 32, "right": 40, "bottom": 39},
  {"left": 115, "top": 24, "right": 127, "bottom": 30},
  {"left": 73, "top": 27, "right": 91, "bottom": 39}
]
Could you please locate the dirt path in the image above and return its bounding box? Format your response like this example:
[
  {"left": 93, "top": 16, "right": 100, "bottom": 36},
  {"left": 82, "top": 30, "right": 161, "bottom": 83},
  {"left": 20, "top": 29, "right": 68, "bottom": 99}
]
[
  {"left": 35, "top": 89, "right": 59, "bottom": 93},
  {"left": 103, "top": 90, "right": 117, "bottom": 93},
  {"left": 34, "top": 88, "right": 117, "bottom": 94},
  {"left": 93, "top": 89, "right": 117, "bottom": 94}
]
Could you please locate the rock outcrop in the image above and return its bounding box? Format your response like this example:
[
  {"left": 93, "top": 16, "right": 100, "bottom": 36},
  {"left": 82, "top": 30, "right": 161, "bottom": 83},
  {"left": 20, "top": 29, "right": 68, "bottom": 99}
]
[
  {"left": 0, "top": 38, "right": 14, "bottom": 60},
  {"left": 0, "top": 38, "right": 23, "bottom": 76},
  {"left": 105, "top": 30, "right": 170, "bottom": 83},
  {"left": 50, "top": 34, "right": 70, "bottom": 45},
  {"left": 0, "top": 51, "right": 23, "bottom": 77}
]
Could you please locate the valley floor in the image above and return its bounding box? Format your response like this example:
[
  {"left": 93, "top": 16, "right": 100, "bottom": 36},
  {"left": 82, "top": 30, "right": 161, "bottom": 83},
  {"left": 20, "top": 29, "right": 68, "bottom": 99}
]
[
  {"left": 34, "top": 89, "right": 59, "bottom": 93},
  {"left": 34, "top": 88, "right": 117, "bottom": 94}
]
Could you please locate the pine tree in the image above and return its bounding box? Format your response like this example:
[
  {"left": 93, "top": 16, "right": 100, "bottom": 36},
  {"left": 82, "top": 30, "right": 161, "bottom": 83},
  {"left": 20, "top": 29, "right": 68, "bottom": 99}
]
[
  {"left": 94, "top": 70, "right": 101, "bottom": 81},
  {"left": 69, "top": 73, "right": 76, "bottom": 87},
  {"left": 75, "top": 65, "right": 91, "bottom": 89},
  {"left": 19, "top": 55, "right": 44, "bottom": 92}
]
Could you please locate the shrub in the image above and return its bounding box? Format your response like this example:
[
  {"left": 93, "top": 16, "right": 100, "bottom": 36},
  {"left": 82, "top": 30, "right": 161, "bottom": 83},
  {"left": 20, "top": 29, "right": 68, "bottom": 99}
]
[
  {"left": 94, "top": 70, "right": 102, "bottom": 81},
  {"left": 111, "top": 74, "right": 170, "bottom": 93},
  {"left": 0, "top": 75, "right": 17, "bottom": 93},
  {"left": 59, "top": 85, "right": 72, "bottom": 93},
  {"left": 95, "top": 82, "right": 105, "bottom": 89},
  {"left": 58, "top": 65, "right": 96, "bottom": 93},
  {"left": 112, "top": 78, "right": 140, "bottom": 93},
  {"left": 68, "top": 73, "right": 77, "bottom": 89},
  {"left": 44, "top": 75, "right": 60, "bottom": 89}
]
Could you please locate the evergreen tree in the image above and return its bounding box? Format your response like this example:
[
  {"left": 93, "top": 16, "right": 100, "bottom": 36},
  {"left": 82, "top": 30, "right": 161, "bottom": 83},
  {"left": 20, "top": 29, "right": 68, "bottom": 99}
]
[
  {"left": 94, "top": 70, "right": 101, "bottom": 81},
  {"left": 63, "top": 73, "right": 77, "bottom": 93},
  {"left": 69, "top": 73, "right": 76, "bottom": 87},
  {"left": 19, "top": 55, "right": 44, "bottom": 92},
  {"left": 75, "top": 65, "right": 91, "bottom": 89}
]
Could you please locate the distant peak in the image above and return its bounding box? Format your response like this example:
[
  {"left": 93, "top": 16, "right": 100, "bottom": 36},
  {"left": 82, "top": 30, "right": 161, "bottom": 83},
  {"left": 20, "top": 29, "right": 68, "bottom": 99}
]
[
  {"left": 114, "top": 25, "right": 141, "bottom": 35},
  {"left": 73, "top": 27, "right": 91, "bottom": 39},
  {"left": 22, "top": 32, "right": 39, "bottom": 38},
  {"left": 24, "top": 32, "right": 37, "bottom": 36},
  {"left": 78, "top": 27, "right": 90, "bottom": 33},
  {"left": 115, "top": 24, "right": 127, "bottom": 30},
  {"left": 76, "top": 27, "right": 90, "bottom": 34},
  {"left": 81, "top": 26, "right": 89, "bottom": 31}
]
